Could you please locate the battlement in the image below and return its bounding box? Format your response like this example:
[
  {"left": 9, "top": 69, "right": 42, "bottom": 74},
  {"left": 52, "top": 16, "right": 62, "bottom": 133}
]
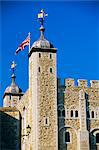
[{"left": 57, "top": 78, "right": 99, "bottom": 88}]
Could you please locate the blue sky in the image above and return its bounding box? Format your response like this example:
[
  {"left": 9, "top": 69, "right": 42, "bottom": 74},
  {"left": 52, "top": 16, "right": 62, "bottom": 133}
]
[{"left": 0, "top": 1, "right": 99, "bottom": 106}]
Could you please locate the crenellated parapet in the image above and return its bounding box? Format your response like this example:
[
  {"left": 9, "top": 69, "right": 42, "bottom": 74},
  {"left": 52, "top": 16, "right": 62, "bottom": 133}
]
[
  {"left": 90, "top": 80, "right": 99, "bottom": 88},
  {"left": 57, "top": 78, "right": 99, "bottom": 89}
]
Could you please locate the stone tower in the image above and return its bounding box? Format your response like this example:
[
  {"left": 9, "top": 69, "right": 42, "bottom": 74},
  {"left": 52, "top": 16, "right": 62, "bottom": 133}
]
[
  {"left": 3, "top": 61, "right": 23, "bottom": 107},
  {"left": 28, "top": 10, "right": 58, "bottom": 150}
]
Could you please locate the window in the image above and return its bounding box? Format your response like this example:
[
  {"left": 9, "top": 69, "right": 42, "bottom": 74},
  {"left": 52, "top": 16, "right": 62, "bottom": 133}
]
[
  {"left": 58, "top": 110, "right": 61, "bottom": 117},
  {"left": 75, "top": 110, "right": 78, "bottom": 117},
  {"left": 50, "top": 54, "right": 52, "bottom": 59},
  {"left": 44, "top": 117, "right": 49, "bottom": 126},
  {"left": 50, "top": 68, "right": 52, "bottom": 73},
  {"left": 71, "top": 110, "right": 73, "bottom": 117},
  {"left": 19, "top": 96, "right": 21, "bottom": 100},
  {"left": 9, "top": 95, "right": 11, "bottom": 100},
  {"left": 91, "top": 111, "right": 94, "bottom": 118},
  {"left": 39, "top": 53, "right": 41, "bottom": 58},
  {"left": 38, "top": 67, "right": 40, "bottom": 72},
  {"left": 62, "top": 110, "right": 65, "bottom": 117},
  {"left": 65, "top": 132, "right": 70, "bottom": 143},
  {"left": 96, "top": 133, "right": 99, "bottom": 143}
]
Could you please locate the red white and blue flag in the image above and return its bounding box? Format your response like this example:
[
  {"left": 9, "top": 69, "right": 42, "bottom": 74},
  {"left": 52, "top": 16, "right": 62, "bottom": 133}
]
[{"left": 15, "top": 33, "right": 30, "bottom": 54}]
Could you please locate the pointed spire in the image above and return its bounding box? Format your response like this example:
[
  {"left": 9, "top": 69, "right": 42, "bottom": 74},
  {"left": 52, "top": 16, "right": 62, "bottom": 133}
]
[
  {"left": 11, "top": 61, "right": 17, "bottom": 85},
  {"left": 38, "top": 9, "right": 48, "bottom": 39}
]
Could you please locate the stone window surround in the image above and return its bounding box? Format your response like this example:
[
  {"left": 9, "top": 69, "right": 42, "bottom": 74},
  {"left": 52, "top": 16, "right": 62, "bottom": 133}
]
[
  {"left": 44, "top": 117, "right": 49, "bottom": 127},
  {"left": 58, "top": 107, "right": 79, "bottom": 119},
  {"left": 90, "top": 110, "right": 99, "bottom": 119},
  {"left": 63, "top": 130, "right": 72, "bottom": 144},
  {"left": 93, "top": 130, "right": 99, "bottom": 145}
]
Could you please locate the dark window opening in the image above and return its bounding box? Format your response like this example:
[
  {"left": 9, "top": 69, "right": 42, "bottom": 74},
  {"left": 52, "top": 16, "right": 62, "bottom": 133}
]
[
  {"left": 9, "top": 95, "right": 11, "bottom": 100},
  {"left": 96, "top": 133, "right": 99, "bottom": 143},
  {"left": 50, "top": 54, "right": 52, "bottom": 59},
  {"left": 19, "top": 96, "right": 21, "bottom": 100},
  {"left": 71, "top": 110, "right": 73, "bottom": 117},
  {"left": 62, "top": 110, "right": 65, "bottom": 117},
  {"left": 45, "top": 118, "right": 48, "bottom": 125},
  {"left": 38, "top": 67, "right": 40, "bottom": 72},
  {"left": 75, "top": 110, "right": 78, "bottom": 117},
  {"left": 58, "top": 110, "right": 61, "bottom": 117},
  {"left": 65, "top": 132, "right": 70, "bottom": 143},
  {"left": 92, "top": 111, "right": 94, "bottom": 118},
  {"left": 50, "top": 68, "right": 52, "bottom": 73},
  {"left": 39, "top": 53, "right": 41, "bottom": 58}
]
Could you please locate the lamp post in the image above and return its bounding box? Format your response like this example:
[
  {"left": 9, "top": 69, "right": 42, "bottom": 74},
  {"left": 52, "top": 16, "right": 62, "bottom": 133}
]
[{"left": 22, "top": 125, "right": 31, "bottom": 137}]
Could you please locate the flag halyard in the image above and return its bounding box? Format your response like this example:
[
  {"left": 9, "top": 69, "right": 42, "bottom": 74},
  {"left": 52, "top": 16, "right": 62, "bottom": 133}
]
[{"left": 15, "top": 34, "right": 30, "bottom": 54}]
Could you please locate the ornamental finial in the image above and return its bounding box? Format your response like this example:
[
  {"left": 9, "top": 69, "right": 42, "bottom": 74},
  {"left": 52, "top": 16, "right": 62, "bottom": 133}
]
[
  {"left": 38, "top": 9, "right": 48, "bottom": 26},
  {"left": 11, "top": 61, "right": 17, "bottom": 75}
]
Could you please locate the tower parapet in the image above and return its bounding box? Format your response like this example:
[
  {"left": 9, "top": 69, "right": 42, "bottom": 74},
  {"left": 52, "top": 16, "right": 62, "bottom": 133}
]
[
  {"left": 90, "top": 80, "right": 99, "bottom": 88},
  {"left": 58, "top": 78, "right": 99, "bottom": 89},
  {"left": 65, "top": 78, "right": 75, "bottom": 87},
  {"left": 77, "top": 79, "right": 88, "bottom": 88}
]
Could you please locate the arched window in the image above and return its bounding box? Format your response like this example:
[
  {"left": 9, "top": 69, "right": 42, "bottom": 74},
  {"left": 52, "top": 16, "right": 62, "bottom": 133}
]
[
  {"left": 91, "top": 111, "right": 94, "bottom": 118},
  {"left": 58, "top": 110, "right": 61, "bottom": 117},
  {"left": 65, "top": 132, "right": 70, "bottom": 143},
  {"left": 62, "top": 110, "right": 65, "bottom": 117},
  {"left": 75, "top": 110, "right": 78, "bottom": 117},
  {"left": 71, "top": 110, "right": 73, "bottom": 117},
  {"left": 96, "top": 133, "right": 99, "bottom": 143}
]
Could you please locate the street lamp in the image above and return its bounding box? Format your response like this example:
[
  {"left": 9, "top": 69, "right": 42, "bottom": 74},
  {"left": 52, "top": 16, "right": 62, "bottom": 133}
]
[{"left": 22, "top": 125, "right": 31, "bottom": 137}]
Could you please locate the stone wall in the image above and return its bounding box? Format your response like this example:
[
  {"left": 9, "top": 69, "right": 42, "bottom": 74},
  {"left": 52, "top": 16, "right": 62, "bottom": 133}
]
[
  {"left": 0, "top": 107, "right": 21, "bottom": 150},
  {"left": 58, "top": 78, "right": 99, "bottom": 150}
]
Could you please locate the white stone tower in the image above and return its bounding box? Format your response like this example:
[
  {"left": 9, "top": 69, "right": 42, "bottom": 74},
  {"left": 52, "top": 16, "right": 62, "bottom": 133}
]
[
  {"left": 3, "top": 61, "right": 23, "bottom": 107},
  {"left": 28, "top": 10, "right": 58, "bottom": 150}
]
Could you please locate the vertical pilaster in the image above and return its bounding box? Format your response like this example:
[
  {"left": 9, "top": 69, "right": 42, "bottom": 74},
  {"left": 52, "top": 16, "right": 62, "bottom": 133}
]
[{"left": 78, "top": 89, "right": 89, "bottom": 150}]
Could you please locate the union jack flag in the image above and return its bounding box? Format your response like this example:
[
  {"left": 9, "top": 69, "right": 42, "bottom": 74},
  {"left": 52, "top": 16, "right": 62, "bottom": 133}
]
[{"left": 15, "top": 33, "right": 30, "bottom": 54}]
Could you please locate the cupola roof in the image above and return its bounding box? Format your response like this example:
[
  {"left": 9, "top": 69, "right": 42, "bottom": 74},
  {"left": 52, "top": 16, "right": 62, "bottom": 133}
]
[
  {"left": 31, "top": 9, "right": 54, "bottom": 49},
  {"left": 4, "top": 61, "right": 22, "bottom": 96}
]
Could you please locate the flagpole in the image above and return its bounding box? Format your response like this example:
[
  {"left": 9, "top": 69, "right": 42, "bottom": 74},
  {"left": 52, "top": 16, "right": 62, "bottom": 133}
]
[{"left": 28, "top": 32, "right": 30, "bottom": 52}]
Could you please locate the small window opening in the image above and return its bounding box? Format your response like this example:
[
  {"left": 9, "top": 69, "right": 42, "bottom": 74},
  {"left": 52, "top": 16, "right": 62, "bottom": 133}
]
[
  {"left": 71, "top": 110, "right": 73, "bottom": 117},
  {"left": 44, "top": 117, "right": 49, "bottom": 126},
  {"left": 38, "top": 67, "right": 40, "bottom": 72},
  {"left": 50, "top": 68, "right": 52, "bottom": 73},
  {"left": 50, "top": 54, "right": 52, "bottom": 59},
  {"left": 91, "top": 111, "right": 94, "bottom": 118},
  {"left": 75, "top": 110, "right": 78, "bottom": 117},
  {"left": 62, "top": 110, "right": 65, "bottom": 117},
  {"left": 96, "top": 133, "right": 99, "bottom": 143},
  {"left": 45, "top": 118, "right": 48, "bottom": 125},
  {"left": 19, "top": 96, "right": 21, "bottom": 100},
  {"left": 39, "top": 53, "right": 41, "bottom": 58},
  {"left": 9, "top": 95, "right": 11, "bottom": 100},
  {"left": 65, "top": 132, "right": 70, "bottom": 143}
]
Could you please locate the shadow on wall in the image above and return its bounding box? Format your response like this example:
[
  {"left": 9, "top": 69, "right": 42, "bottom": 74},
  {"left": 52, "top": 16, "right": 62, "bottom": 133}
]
[
  {"left": 57, "top": 79, "right": 67, "bottom": 150},
  {"left": 0, "top": 110, "right": 21, "bottom": 150}
]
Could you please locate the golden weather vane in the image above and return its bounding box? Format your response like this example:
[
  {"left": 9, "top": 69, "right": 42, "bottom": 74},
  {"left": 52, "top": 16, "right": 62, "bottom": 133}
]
[{"left": 38, "top": 9, "right": 48, "bottom": 26}]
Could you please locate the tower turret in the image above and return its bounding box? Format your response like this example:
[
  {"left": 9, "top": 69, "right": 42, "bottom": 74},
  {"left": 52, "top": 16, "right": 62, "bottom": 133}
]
[
  {"left": 3, "top": 61, "right": 23, "bottom": 107},
  {"left": 28, "top": 9, "right": 58, "bottom": 150}
]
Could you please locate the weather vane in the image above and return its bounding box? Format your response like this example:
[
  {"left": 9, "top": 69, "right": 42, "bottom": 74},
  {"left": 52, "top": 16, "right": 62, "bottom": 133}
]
[
  {"left": 38, "top": 9, "right": 48, "bottom": 26},
  {"left": 11, "top": 61, "right": 17, "bottom": 75}
]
